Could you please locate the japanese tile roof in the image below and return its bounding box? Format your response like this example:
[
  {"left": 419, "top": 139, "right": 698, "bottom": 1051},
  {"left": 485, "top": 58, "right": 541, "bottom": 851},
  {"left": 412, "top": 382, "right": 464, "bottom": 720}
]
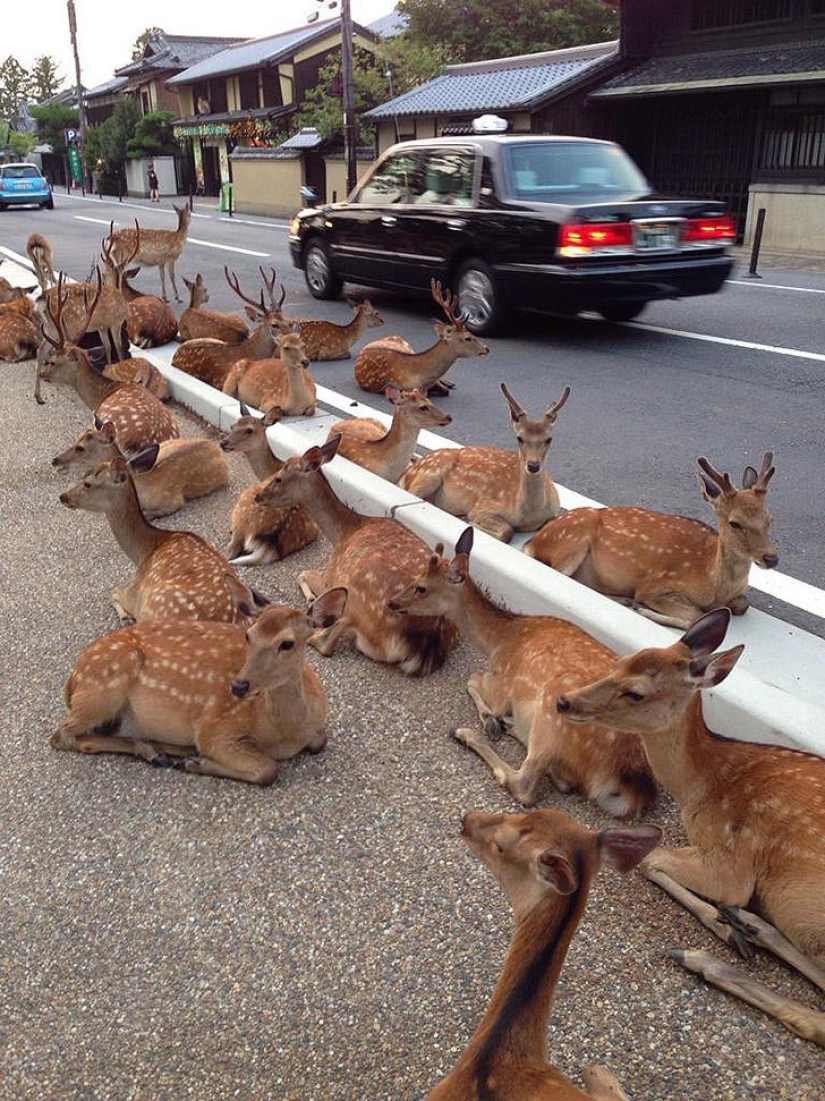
[
  {"left": 116, "top": 34, "right": 245, "bottom": 77},
  {"left": 364, "top": 41, "right": 618, "bottom": 120},
  {"left": 367, "top": 8, "right": 408, "bottom": 39},
  {"left": 279, "top": 127, "right": 324, "bottom": 150},
  {"left": 594, "top": 40, "right": 825, "bottom": 96},
  {"left": 85, "top": 76, "right": 129, "bottom": 99}
]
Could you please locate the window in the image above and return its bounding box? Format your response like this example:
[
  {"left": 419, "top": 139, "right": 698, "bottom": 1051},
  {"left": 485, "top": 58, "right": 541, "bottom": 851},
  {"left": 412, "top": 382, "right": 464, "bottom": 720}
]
[
  {"left": 506, "top": 143, "right": 649, "bottom": 203},
  {"left": 690, "top": 0, "right": 791, "bottom": 30},
  {"left": 760, "top": 108, "right": 825, "bottom": 172},
  {"left": 413, "top": 150, "right": 475, "bottom": 206},
  {"left": 1, "top": 166, "right": 39, "bottom": 178},
  {"left": 239, "top": 70, "right": 260, "bottom": 111},
  {"left": 356, "top": 152, "right": 424, "bottom": 204},
  {"left": 209, "top": 80, "right": 228, "bottom": 115}
]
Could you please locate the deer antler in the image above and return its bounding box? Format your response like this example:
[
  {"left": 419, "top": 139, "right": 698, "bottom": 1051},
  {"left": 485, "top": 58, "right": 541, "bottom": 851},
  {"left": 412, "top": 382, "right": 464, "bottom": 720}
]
[
  {"left": 697, "top": 456, "right": 736, "bottom": 497},
  {"left": 500, "top": 382, "right": 526, "bottom": 421},
  {"left": 546, "top": 385, "right": 571, "bottom": 420},
  {"left": 77, "top": 268, "right": 103, "bottom": 344},
  {"left": 41, "top": 272, "right": 71, "bottom": 350},
  {"left": 430, "top": 278, "right": 466, "bottom": 329},
  {"left": 259, "top": 266, "right": 286, "bottom": 313},
  {"left": 225, "top": 266, "right": 265, "bottom": 314},
  {"left": 742, "top": 451, "right": 775, "bottom": 492}
]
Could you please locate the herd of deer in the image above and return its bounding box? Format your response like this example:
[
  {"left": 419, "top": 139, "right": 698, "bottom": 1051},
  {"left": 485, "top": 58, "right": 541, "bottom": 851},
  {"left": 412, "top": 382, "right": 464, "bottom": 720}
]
[{"left": 4, "top": 211, "right": 823, "bottom": 1095}]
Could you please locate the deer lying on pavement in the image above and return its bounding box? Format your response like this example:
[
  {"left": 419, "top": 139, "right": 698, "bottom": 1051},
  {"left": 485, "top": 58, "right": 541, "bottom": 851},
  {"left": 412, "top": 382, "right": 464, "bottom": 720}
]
[
  {"left": 557, "top": 607, "right": 825, "bottom": 1045},
  {"left": 327, "top": 385, "right": 451, "bottom": 483},
  {"left": 429, "top": 809, "right": 662, "bottom": 1100},
  {"left": 220, "top": 404, "right": 320, "bottom": 566},
  {"left": 0, "top": 308, "right": 38, "bottom": 362},
  {"left": 100, "top": 226, "right": 179, "bottom": 348},
  {"left": 402, "top": 383, "right": 570, "bottom": 542},
  {"left": 355, "top": 280, "right": 488, "bottom": 394},
  {"left": 255, "top": 436, "right": 459, "bottom": 674},
  {"left": 109, "top": 203, "right": 191, "bottom": 302},
  {"left": 26, "top": 233, "right": 56, "bottom": 293},
  {"left": 222, "top": 330, "right": 316, "bottom": 416},
  {"left": 53, "top": 425, "right": 229, "bottom": 518},
  {"left": 60, "top": 452, "right": 262, "bottom": 625},
  {"left": 52, "top": 588, "right": 348, "bottom": 784},
  {"left": 388, "top": 528, "right": 655, "bottom": 817},
  {"left": 102, "top": 356, "right": 170, "bottom": 402},
  {"left": 178, "top": 273, "right": 249, "bottom": 344},
  {"left": 0, "top": 280, "right": 36, "bottom": 321},
  {"left": 526, "top": 453, "right": 777, "bottom": 628},
  {"left": 293, "top": 298, "right": 383, "bottom": 361}
]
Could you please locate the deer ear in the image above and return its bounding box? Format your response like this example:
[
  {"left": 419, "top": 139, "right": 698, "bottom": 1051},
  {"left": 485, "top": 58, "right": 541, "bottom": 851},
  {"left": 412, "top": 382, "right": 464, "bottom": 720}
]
[
  {"left": 448, "top": 554, "right": 469, "bottom": 585},
  {"left": 742, "top": 465, "right": 759, "bottom": 489},
  {"left": 310, "top": 587, "right": 348, "bottom": 628},
  {"left": 689, "top": 644, "right": 744, "bottom": 688},
  {"left": 129, "top": 444, "right": 160, "bottom": 475},
  {"left": 262, "top": 404, "right": 282, "bottom": 427},
  {"left": 698, "top": 472, "right": 721, "bottom": 501},
  {"left": 455, "top": 526, "right": 474, "bottom": 559},
  {"left": 384, "top": 384, "right": 402, "bottom": 404},
  {"left": 679, "top": 608, "right": 731, "bottom": 656},
  {"left": 225, "top": 572, "right": 259, "bottom": 618},
  {"left": 238, "top": 400, "right": 251, "bottom": 417},
  {"left": 319, "top": 434, "right": 341, "bottom": 463},
  {"left": 600, "top": 825, "right": 663, "bottom": 873},
  {"left": 244, "top": 306, "right": 259, "bottom": 321},
  {"left": 93, "top": 413, "right": 104, "bottom": 430},
  {"left": 432, "top": 320, "right": 448, "bottom": 337},
  {"left": 109, "top": 456, "right": 129, "bottom": 482},
  {"left": 536, "top": 850, "right": 578, "bottom": 895},
  {"left": 100, "top": 420, "right": 117, "bottom": 442}
]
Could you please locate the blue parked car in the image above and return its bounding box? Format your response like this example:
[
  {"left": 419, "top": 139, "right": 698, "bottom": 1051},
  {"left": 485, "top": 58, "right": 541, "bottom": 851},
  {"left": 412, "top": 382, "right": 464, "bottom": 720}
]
[{"left": 0, "top": 163, "right": 54, "bottom": 210}]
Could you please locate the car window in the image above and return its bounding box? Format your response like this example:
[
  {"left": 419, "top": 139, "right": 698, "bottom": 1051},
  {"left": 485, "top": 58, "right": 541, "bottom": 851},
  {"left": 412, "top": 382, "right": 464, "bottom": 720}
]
[
  {"left": 413, "top": 151, "right": 475, "bottom": 207},
  {"left": 505, "top": 143, "right": 649, "bottom": 202},
  {"left": 2, "top": 166, "right": 40, "bottom": 179},
  {"left": 355, "top": 152, "right": 424, "bottom": 205}
]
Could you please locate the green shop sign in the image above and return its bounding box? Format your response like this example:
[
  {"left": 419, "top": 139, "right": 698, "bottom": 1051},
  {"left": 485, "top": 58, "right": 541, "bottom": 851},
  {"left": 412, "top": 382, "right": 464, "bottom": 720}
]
[
  {"left": 67, "top": 145, "right": 83, "bottom": 183},
  {"left": 174, "top": 123, "right": 231, "bottom": 138}
]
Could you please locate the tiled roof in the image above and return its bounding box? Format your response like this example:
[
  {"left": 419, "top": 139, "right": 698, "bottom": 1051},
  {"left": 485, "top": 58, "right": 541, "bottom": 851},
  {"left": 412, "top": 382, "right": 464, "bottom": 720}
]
[
  {"left": 595, "top": 40, "right": 825, "bottom": 96},
  {"left": 280, "top": 127, "right": 324, "bottom": 150},
  {"left": 116, "top": 34, "right": 245, "bottom": 77},
  {"left": 85, "top": 76, "right": 129, "bottom": 99},
  {"left": 364, "top": 41, "right": 618, "bottom": 120},
  {"left": 368, "top": 8, "right": 408, "bottom": 39}
]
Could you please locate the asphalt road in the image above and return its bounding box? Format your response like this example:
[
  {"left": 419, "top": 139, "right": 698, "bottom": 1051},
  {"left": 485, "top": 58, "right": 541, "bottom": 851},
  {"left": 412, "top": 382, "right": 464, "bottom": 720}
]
[{"left": 1, "top": 195, "right": 824, "bottom": 1099}]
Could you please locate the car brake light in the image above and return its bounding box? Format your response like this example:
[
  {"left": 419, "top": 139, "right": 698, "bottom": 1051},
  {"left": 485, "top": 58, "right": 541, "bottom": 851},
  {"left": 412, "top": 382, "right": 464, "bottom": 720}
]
[
  {"left": 682, "top": 216, "right": 736, "bottom": 243},
  {"left": 558, "top": 222, "right": 633, "bottom": 257}
]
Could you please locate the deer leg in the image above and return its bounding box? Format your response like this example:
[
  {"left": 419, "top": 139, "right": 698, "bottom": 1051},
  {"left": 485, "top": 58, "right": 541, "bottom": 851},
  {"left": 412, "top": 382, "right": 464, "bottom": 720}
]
[
  {"left": 111, "top": 586, "right": 138, "bottom": 625},
  {"left": 645, "top": 866, "right": 761, "bottom": 959},
  {"left": 188, "top": 727, "right": 279, "bottom": 785},
  {"left": 168, "top": 260, "right": 182, "bottom": 303},
  {"left": 467, "top": 670, "right": 513, "bottom": 739},
  {"left": 626, "top": 589, "right": 703, "bottom": 630},
  {"left": 644, "top": 847, "right": 756, "bottom": 911},
  {"left": 467, "top": 508, "right": 514, "bottom": 543},
  {"left": 309, "top": 615, "right": 351, "bottom": 657},
  {"left": 715, "top": 906, "right": 825, "bottom": 991},
  {"left": 582, "top": 1066, "right": 630, "bottom": 1101},
  {"left": 400, "top": 464, "right": 443, "bottom": 500},
  {"left": 297, "top": 569, "right": 325, "bottom": 604},
  {"left": 158, "top": 264, "right": 168, "bottom": 303},
  {"left": 451, "top": 726, "right": 549, "bottom": 806},
  {"left": 727, "top": 593, "right": 750, "bottom": 616},
  {"left": 52, "top": 727, "right": 186, "bottom": 767},
  {"left": 427, "top": 380, "right": 453, "bottom": 396}
]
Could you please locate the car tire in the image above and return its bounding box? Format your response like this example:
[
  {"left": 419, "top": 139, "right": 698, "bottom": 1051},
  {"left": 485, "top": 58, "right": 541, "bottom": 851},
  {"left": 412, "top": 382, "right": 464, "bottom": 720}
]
[
  {"left": 598, "top": 301, "right": 647, "bottom": 323},
  {"left": 304, "top": 239, "right": 342, "bottom": 300},
  {"left": 44, "top": 196, "right": 54, "bottom": 210},
  {"left": 454, "top": 258, "right": 507, "bottom": 336}
]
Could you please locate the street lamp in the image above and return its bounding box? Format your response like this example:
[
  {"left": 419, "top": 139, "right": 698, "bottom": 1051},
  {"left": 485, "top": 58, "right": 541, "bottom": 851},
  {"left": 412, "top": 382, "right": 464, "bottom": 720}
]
[{"left": 309, "top": 0, "right": 357, "bottom": 194}]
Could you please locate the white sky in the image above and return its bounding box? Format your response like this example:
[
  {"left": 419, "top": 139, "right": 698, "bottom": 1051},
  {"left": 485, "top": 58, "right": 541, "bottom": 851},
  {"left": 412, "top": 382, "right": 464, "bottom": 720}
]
[{"left": 9, "top": 0, "right": 396, "bottom": 92}]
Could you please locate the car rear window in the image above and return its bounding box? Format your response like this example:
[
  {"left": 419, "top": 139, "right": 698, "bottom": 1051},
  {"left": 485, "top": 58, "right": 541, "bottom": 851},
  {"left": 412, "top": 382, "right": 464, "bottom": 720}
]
[
  {"left": 1, "top": 166, "right": 40, "bottom": 179},
  {"left": 505, "top": 143, "right": 649, "bottom": 203}
]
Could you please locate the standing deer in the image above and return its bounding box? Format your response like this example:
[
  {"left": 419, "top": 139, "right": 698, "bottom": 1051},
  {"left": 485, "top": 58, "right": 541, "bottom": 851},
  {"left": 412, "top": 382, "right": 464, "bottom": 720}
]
[
  {"left": 293, "top": 298, "right": 383, "bottom": 361},
  {"left": 557, "top": 608, "right": 825, "bottom": 1045},
  {"left": 388, "top": 529, "right": 655, "bottom": 817},
  {"left": 59, "top": 452, "right": 263, "bottom": 625},
  {"left": 429, "top": 809, "right": 662, "bottom": 1100},
  {"left": 52, "top": 589, "right": 348, "bottom": 784},
  {"left": 354, "top": 280, "right": 488, "bottom": 394},
  {"left": 254, "top": 436, "right": 459, "bottom": 675},
  {"left": 26, "top": 233, "right": 56, "bottom": 293},
  {"left": 178, "top": 274, "right": 249, "bottom": 344},
  {"left": 526, "top": 452, "right": 777, "bottom": 628},
  {"left": 326, "top": 385, "right": 451, "bottom": 483},
  {"left": 220, "top": 404, "right": 320, "bottom": 566},
  {"left": 110, "top": 204, "right": 191, "bottom": 302},
  {"left": 402, "top": 383, "right": 570, "bottom": 542},
  {"left": 53, "top": 425, "right": 230, "bottom": 519},
  {"left": 222, "top": 330, "right": 316, "bottom": 416}
]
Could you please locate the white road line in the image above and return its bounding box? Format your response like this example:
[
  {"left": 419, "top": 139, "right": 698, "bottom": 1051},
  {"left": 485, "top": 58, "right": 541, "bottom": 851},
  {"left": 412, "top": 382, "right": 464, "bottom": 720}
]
[
  {"left": 728, "top": 279, "right": 825, "bottom": 295},
  {"left": 187, "top": 237, "right": 269, "bottom": 257},
  {"left": 626, "top": 321, "right": 825, "bottom": 363},
  {"left": 60, "top": 192, "right": 213, "bottom": 218},
  {"left": 74, "top": 215, "right": 117, "bottom": 226},
  {"left": 218, "top": 216, "right": 289, "bottom": 228}
]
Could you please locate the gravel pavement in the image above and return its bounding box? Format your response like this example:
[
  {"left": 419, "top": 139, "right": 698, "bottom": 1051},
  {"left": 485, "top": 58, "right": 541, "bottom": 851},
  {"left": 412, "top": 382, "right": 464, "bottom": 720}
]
[{"left": 1, "top": 357, "right": 823, "bottom": 1099}]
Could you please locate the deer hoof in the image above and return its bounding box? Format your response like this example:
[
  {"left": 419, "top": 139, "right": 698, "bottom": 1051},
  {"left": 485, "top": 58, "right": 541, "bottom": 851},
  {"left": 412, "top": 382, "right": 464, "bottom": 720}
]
[
  {"left": 150, "top": 752, "right": 176, "bottom": 769},
  {"left": 484, "top": 716, "right": 506, "bottom": 740},
  {"left": 716, "top": 905, "right": 758, "bottom": 961}
]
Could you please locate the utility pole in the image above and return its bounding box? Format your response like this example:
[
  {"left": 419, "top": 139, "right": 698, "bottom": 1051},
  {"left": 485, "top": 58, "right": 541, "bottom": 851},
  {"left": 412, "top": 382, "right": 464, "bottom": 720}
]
[
  {"left": 66, "top": 0, "right": 88, "bottom": 195},
  {"left": 340, "top": 0, "right": 358, "bottom": 194}
]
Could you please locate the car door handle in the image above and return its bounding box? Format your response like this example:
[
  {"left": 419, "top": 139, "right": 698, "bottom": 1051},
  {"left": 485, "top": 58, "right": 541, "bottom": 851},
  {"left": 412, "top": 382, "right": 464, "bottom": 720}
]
[
  {"left": 447, "top": 219, "right": 466, "bottom": 231},
  {"left": 381, "top": 215, "right": 397, "bottom": 227}
]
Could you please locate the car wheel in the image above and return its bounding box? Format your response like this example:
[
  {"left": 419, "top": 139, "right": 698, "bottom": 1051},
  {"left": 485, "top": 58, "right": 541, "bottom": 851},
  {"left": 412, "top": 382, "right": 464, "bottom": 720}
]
[
  {"left": 598, "top": 301, "right": 647, "bottom": 323},
  {"left": 45, "top": 196, "right": 54, "bottom": 210},
  {"left": 454, "top": 258, "right": 507, "bottom": 336},
  {"left": 304, "top": 239, "right": 342, "bottom": 300}
]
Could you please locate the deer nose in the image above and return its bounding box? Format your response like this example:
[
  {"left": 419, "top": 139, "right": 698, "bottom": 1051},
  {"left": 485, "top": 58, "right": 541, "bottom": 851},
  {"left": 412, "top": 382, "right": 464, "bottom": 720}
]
[
  {"left": 441, "top": 414, "right": 453, "bottom": 425},
  {"left": 220, "top": 439, "right": 230, "bottom": 451},
  {"left": 231, "top": 680, "right": 250, "bottom": 698},
  {"left": 763, "top": 553, "right": 779, "bottom": 568},
  {"left": 301, "top": 358, "right": 310, "bottom": 368},
  {"left": 556, "top": 695, "right": 571, "bottom": 713},
  {"left": 51, "top": 457, "right": 61, "bottom": 467},
  {"left": 527, "top": 461, "right": 541, "bottom": 474}
]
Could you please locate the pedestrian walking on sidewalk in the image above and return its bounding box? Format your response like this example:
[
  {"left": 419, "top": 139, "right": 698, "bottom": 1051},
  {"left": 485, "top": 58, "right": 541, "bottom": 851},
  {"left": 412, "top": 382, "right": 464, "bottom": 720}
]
[{"left": 148, "top": 165, "right": 159, "bottom": 203}]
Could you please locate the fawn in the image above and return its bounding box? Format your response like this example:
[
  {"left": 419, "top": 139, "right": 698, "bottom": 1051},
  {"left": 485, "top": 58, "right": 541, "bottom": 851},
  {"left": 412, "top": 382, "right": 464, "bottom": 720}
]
[
  {"left": 101, "top": 357, "right": 170, "bottom": 402},
  {"left": 402, "top": 383, "right": 570, "bottom": 541},
  {"left": 293, "top": 298, "right": 383, "bottom": 360},
  {"left": 222, "top": 330, "right": 316, "bottom": 416},
  {"left": 178, "top": 273, "right": 249, "bottom": 344},
  {"left": 52, "top": 589, "right": 348, "bottom": 784},
  {"left": 254, "top": 436, "right": 459, "bottom": 675},
  {"left": 110, "top": 204, "right": 191, "bottom": 301},
  {"left": 388, "top": 528, "right": 655, "bottom": 817},
  {"left": 526, "top": 452, "right": 777, "bottom": 628},
  {"left": 428, "top": 809, "right": 661, "bottom": 1100}
]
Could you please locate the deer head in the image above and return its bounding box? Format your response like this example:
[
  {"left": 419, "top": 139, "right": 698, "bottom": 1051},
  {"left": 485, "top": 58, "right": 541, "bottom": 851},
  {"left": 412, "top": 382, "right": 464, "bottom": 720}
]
[
  {"left": 38, "top": 270, "right": 103, "bottom": 385},
  {"left": 388, "top": 528, "right": 472, "bottom": 614},
  {"left": 697, "top": 452, "right": 778, "bottom": 569},
  {"left": 347, "top": 297, "right": 383, "bottom": 330},
  {"left": 430, "top": 278, "right": 489, "bottom": 358},
  {"left": 254, "top": 436, "right": 341, "bottom": 508},
  {"left": 52, "top": 421, "right": 118, "bottom": 468},
  {"left": 220, "top": 404, "right": 282, "bottom": 453},
  {"left": 59, "top": 450, "right": 157, "bottom": 513},
  {"left": 385, "top": 385, "right": 452, "bottom": 428},
  {"left": 101, "top": 221, "right": 140, "bottom": 291},
  {"left": 501, "top": 382, "right": 570, "bottom": 476},
  {"left": 183, "top": 274, "right": 209, "bottom": 308}
]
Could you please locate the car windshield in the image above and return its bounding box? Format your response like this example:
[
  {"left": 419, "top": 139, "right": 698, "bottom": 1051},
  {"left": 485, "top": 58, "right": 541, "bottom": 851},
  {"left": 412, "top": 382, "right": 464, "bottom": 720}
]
[
  {"left": 2, "top": 166, "right": 40, "bottom": 179},
  {"left": 505, "top": 143, "right": 650, "bottom": 203}
]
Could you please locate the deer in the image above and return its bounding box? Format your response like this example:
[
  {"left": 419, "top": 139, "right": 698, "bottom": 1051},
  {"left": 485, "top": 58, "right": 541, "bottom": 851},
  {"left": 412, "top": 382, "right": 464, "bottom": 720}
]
[
  {"left": 254, "top": 436, "right": 459, "bottom": 675},
  {"left": 429, "top": 809, "right": 662, "bottom": 1100},
  {"left": 326, "top": 385, "right": 451, "bottom": 483},
  {"left": 526, "top": 452, "right": 778, "bottom": 629},
  {"left": 402, "top": 383, "right": 570, "bottom": 542},
  {"left": 0, "top": 309, "right": 38, "bottom": 362},
  {"left": 51, "top": 588, "right": 348, "bottom": 785},
  {"left": 220, "top": 404, "right": 320, "bottom": 566},
  {"left": 0, "top": 279, "right": 36, "bottom": 320},
  {"left": 52, "top": 424, "right": 230, "bottom": 519},
  {"left": 26, "top": 233, "right": 56, "bottom": 293},
  {"left": 59, "top": 451, "right": 264, "bottom": 626},
  {"left": 102, "top": 357, "right": 170, "bottom": 402},
  {"left": 387, "top": 528, "right": 655, "bottom": 817},
  {"left": 178, "top": 273, "right": 249, "bottom": 344},
  {"left": 222, "top": 329, "right": 316, "bottom": 417},
  {"left": 109, "top": 203, "right": 191, "bottom": 302},
  {"left": 38, "top": 274, "right": 179, "bottom": 454},
  {"left": 100, "top": 224, "right": 179, "bottom": 348},
  {"left": 292, "top": 298, "right": 383, "bottom": 361},
  {"left": 171, "top": 268, "right": 287, "bottom": 389},
  {"left": 354, "top": 280, "right": 488, "bottom": 395},
  {"left": 556, "top": 607, "right": 825, "bottom": 1045}
]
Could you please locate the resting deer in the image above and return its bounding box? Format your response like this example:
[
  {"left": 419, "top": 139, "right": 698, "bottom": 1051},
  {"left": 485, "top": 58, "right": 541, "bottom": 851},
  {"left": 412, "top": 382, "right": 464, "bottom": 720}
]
[
  {"left": 429, "top": 809, "right": 662, "bottom": 1100},
  {"left": 26, "top": 233, "right": 56, "bottom": 293},
  {"left": 557, "top": 608, "right": 825, "bottom": 1045},
  {"left": 402, "top": 383, "right": 570, "bottom": 542},
  {"left": 355, "top": 280, "right": 488, "bottom": 395},
  {"left": 327, "top": 385, "right": 451, "bottom": 483},
  {"left": 38, "top": 276, "right": 179, "bottom": 455},
  {"left": 388, "top": 529, "right": 655, "bottom": 817},
  {"left": 293, "top": 298, "right": 383, "bottom": 361},
  {"left": 0, "top": 309, "right": 37, "bottom": 362},
  {"left": 110, "top": 204, "right": 191, "bottom": 302},
  {"left": 100, "top": 226, "right": 179, "bottom": 348},
  {"left": 0, "top": 275, "right": 36, "bottom": 305},
  {"left": 222, "top": 330, "right": 316, "bottom": 416},
  {"left": 53, "top": 425, "right": 229, "bottom": 518},
  {"left": 172, "top": 268, "right": 286, "bottom": 388},
  {"left": 52, "top": 588, "right": 348, "bottom": 784},
  {"left": 178, "top": 273, "right": 249, "bottom": 344},
  {"left": 102, "top": 357, "right": 170, "bottom": 402},
  {"left": 59, "top": 452, "right": 262, "bottom": 625},
  {"left": 526, "top": 453, "right": 777, "bottom": 628},
  {"left": 220, "top": 404, "right": 320, "bottom": 566},
  {"left": 255, "top": 436, "right": 459, "bottom": 675}
]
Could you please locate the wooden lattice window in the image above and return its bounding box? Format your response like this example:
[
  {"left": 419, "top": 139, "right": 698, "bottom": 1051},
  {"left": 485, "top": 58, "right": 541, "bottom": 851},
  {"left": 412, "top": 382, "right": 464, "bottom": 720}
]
[{"left": 690, "top": 0, "right": 792, "bottom": 29}]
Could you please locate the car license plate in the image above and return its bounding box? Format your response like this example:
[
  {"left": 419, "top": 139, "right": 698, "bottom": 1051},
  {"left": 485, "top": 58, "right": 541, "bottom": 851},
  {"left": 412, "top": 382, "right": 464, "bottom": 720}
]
[
  {"left": 634, "top": 221, "right": 678, "bottom": 251},
  {"left": 17, "top": 182, "right": 33, "bottom": 190}
]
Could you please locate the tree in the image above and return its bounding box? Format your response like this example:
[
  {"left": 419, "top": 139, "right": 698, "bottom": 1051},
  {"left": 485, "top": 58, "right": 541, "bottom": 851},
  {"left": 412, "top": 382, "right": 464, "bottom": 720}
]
[
  {"left": 126, "top": 110, "right": 179, "bottom": 158},
  {"left": 0, "top": 57, "right": 33, "bottom": 120},
  {"left": 97, "top": 96, "right": 141, "bottom": 177},
  {"left": 30, "top": 101, "right": 79, "bottom": 155},
  {"left": 10, "top": 130, "right": 36, "bottom": 157},
  {"left": 30, "top": 56, "right": 64, "bottom": 103},
  {"left": 132, "top": 27, "right": 166, "bottom": 61},
  {"left": 397, "top": 0, "right": 619, "bottom": 63}
]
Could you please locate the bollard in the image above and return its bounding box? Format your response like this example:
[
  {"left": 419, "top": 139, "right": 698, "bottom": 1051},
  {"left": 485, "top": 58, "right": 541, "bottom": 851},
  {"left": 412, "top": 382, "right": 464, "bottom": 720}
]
[
  {"left": 188, "top": 187, "right": 193, "bottom": 212},
  {"left": 228, "top": 182, "right": 233, "bottom": 218},
  {"left": 745, "top": 207, "right": 766, "bottom": 280}
]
